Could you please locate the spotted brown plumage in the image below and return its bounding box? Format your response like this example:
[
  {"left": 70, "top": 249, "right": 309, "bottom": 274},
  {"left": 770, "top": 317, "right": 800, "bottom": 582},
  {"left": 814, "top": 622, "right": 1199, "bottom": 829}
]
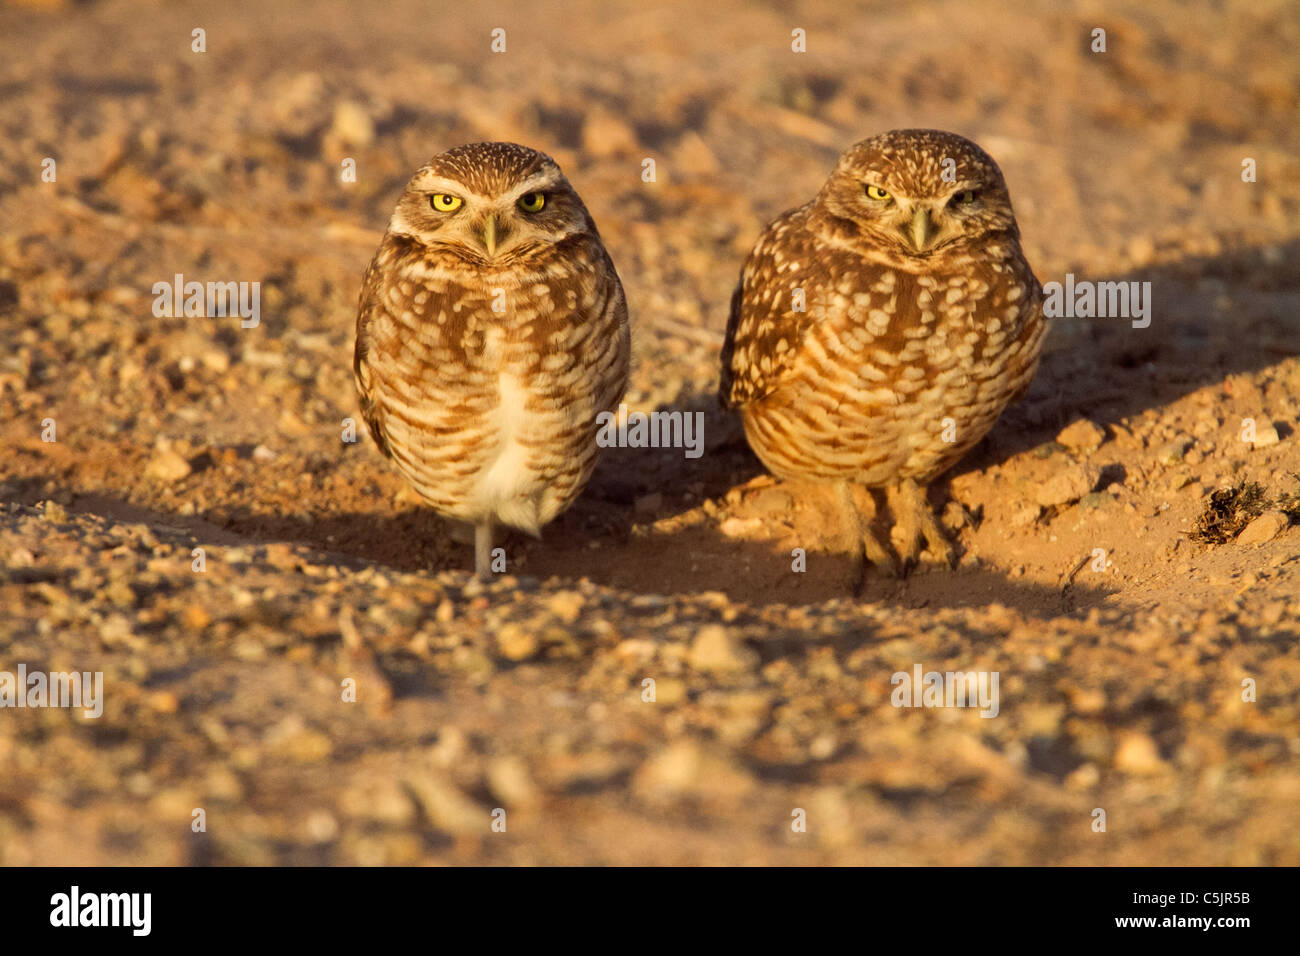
[
  {"left": 354, "top": 142, "right": 630, "bottom": 579},
  {"left": 720, "top": 129, "right": 1047, "bottom": 581}
]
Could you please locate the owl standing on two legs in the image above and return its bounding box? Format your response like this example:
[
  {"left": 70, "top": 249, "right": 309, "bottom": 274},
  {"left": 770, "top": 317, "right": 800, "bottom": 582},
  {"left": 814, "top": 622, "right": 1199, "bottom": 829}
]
[
  {"left": 720, "top": 129, "right": 1046, "bottom": 586},
  {"left": 355, "top": 142, "right": 629, "bottom": 579}
]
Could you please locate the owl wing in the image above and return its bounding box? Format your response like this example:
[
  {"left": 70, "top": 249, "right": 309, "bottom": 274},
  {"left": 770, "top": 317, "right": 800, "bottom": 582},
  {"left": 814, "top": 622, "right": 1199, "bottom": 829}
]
[
  {"left": 353, "top": 255, "right": 393, "bottom": 459},
  {"left": 719, "top": 208, "right": 821, "bottom": 409}
]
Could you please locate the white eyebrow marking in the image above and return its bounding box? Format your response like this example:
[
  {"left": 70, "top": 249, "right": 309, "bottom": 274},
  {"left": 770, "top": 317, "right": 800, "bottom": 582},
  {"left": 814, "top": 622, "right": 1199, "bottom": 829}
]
[
  {"left": 503, "top": 169, "right": 564, "bottom": 202},
  {"left": 417, "top": 175, "right": 484, "bottom": 198}
]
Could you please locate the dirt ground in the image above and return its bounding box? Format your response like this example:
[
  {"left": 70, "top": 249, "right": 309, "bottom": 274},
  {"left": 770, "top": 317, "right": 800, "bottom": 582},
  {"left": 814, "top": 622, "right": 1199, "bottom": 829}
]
[{"left": 1, "top": 0, "right": 1298, "bottom": 865}]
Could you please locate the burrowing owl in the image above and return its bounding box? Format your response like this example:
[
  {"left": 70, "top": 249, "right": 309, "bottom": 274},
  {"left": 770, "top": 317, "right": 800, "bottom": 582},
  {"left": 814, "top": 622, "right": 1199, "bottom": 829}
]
[
  {"left": 354, "top": 142, "right": 630, "bottom": 579},
  {"left": 720, "top": 129, "right": 1046, "bottom": 581}
]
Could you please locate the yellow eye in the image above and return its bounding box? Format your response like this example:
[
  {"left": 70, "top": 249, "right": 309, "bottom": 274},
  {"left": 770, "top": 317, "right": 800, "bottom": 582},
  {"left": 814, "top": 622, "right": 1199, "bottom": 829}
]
[
  {"left": 518, "top": 192, "right": 546, "bottom": 213},
  {"left": 430, "top": 193, "right": 463, "bottom": 212},
  {"left": 865, "top": 184, "right": 891, "bottom": 201},
  {"left": 953, "top": 189, "right": 978, "bottom": 205}
]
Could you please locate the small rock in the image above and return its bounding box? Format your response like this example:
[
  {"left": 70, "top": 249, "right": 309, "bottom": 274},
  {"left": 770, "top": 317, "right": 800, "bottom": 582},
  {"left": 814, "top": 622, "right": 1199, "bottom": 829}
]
[
  {"left": 405, "top": 772, "right": 484, "bottom": 835},
  {"left": 1034, "top": 464, "right": 1100, "bottom": 508},
  {"left": 486, "top": 756, "right": 540, "bottom": 810},
  {"left": 546, "top": 590, "right": 584, "bottom": 624},
  {"left": 1127, "top": 236, "right": 1156, "bottom": 266},
  {"left": 147, "top": 691, "right": 179, "bottom": 714},
  {"left": 1249, "top": 424, "right": 1281, "bottom": 448},
  {"left": 1064, "top": 762, "right": 1100, "bottom": 790},
  {"left": 339, "top": 777, "right": 416, "bottom": 825},
  {"left": 41, "top": 501, "right": 68, "bottom": 523},
  {"left": 330, "top": 101, "right": 375, "bottom": 148},
  {"left": 633, "top": 740, "right": 755, "bottom": 804},
  {"left": 1114, "top": 732, "right": 1166, "bottom": 775},
  {"left": 495, "top": 623, "right": 540, "bottom": 661},
  {"left": 688, "top": 625, "right": 757, "bottom": 673},
  {"left": 650, "top": 676, "right": 687, "bottom": 705},
  {"left": 1068, "top": 686, "right": 1106, "bottom": 715},
  {"left": 1157, "top": 438, "right": 1191, "bottom": 465},
  {"left": 718, "top": 516, "right": 765, "bottom": 539},
  {"left": 181, "top": 605, "right": 211, "bottom": 630},
  {"left": 1237, "top": 510, "right": 1288, "bottom": 546},
  {"left": 1056, "top": 419, "right": 1106, "bottom": 451},
  {"left": 147, "top": 448, "right": 192, "bottom": 482}
]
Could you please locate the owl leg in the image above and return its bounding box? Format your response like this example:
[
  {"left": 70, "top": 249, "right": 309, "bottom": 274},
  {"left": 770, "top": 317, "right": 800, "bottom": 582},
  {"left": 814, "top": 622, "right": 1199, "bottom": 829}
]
[
  {"left": 837, "top": 482, "right": 898, "bottom": 585},
  {"left": 887, "top": 479, "right": 955, "bottom": 570},
  {"left": 474, "top": 518, "right": 494, "bottom": 581}
]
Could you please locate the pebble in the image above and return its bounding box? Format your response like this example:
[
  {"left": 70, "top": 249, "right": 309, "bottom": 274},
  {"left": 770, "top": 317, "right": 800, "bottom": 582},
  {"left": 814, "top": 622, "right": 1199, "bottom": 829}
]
[
  {"left": 147, "top": 448, "right": 192, "bottom": 482},
  {"left": 405, "top": 772, "right": 485, "bottom": 835},
  {"left": 688, "top": 625, "right": 757, "bottom": 673},
  {"left": 1056, "top": 419, "right": 1106, "bottom": 451},
  {"left": 1249, "top": 424, "right": 1281, "bottom": 448},
  {"left": 546, "top": 590, "right": 584, "bottom": 624},
  {"left": 1237, "top": 510, "right": 1288, "bottom": 546},
  {"left": 1157, "top": 438, "right": 1191, "bottom": 465},
  {"left": 633, "top": 740, "right": 754, "bottom": 803},
  {"left": 718, "top": 516, "right": 765, "bottom": 539},
  {"left": 1035, "top": 464, "right": 1100, "bottom": 508},
  {"left": 330, "top": 101, "right": 374, "bottom": 147},
  {"left": 1064, "top": 762, "right": 1100, "bottom": 790},
  {"left": 650, "top": 677, "right": 687, "bottom": 705},
  {"left": 1114, "top": 732, "right": 1166, "bottom": 775},
  {"left": 486, "top": 756, "right": 540, "bottom": 810},
  {"left": 495, "top": 623, "right": 540, "bottom": 661}
]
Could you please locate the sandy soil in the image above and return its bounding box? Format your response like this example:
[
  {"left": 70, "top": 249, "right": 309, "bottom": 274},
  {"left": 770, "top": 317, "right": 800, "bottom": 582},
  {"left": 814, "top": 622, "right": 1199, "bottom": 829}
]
[{"left": 0, "top": 0, "right": 1298, "bottom": 864}]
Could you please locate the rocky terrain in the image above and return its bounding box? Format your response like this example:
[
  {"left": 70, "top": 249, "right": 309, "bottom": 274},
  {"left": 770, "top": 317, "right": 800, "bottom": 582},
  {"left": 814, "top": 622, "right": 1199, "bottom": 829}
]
[{"left": 0, "top": 0, "right": 1297, "bottom": 864}]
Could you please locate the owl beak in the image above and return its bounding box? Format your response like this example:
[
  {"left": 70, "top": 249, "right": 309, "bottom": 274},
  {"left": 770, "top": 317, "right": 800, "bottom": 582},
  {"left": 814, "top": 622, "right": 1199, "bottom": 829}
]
[
  {"left": 479, "top": 216, "right": 498, "bottom": 257},
  {"left": 907, "top": 206, "right": 933, "bottom": 253}
]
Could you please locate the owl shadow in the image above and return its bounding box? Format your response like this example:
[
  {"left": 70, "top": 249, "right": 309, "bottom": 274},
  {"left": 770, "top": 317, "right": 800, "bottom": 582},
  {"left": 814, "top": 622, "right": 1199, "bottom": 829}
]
[
  {"left": 957, "top": 237, "right": 1300, "bottom": 473},
  {"left": 525, "top": 390, "right": 1119, "bottom": 616}
]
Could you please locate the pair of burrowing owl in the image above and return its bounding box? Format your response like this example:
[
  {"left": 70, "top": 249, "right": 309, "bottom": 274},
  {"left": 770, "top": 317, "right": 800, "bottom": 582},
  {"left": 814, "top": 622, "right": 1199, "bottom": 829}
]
[{"left": 355, "top": 131, "right": 1045, "bottom": 584}]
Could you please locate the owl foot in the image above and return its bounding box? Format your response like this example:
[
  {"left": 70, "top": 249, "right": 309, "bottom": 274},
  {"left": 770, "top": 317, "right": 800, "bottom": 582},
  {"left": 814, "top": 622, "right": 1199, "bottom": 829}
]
[
  {"left": 887, "top": 479, "right": 955, "bottom": 572},
  {"left": 837, "top": 483, "right": 898, "bottom": 592},
  {"left": 474, "top": 519, "right": 494, "bottom": 581}
]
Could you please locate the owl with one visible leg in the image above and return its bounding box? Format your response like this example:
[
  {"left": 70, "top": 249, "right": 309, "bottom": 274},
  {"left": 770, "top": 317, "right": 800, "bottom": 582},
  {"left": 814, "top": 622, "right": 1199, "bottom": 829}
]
[
  {"left": 354, "top": 142, "right": 630, "bottom": 579},
  {"left": 720, "top": 129, "right": 1046, "bottom": 584}
]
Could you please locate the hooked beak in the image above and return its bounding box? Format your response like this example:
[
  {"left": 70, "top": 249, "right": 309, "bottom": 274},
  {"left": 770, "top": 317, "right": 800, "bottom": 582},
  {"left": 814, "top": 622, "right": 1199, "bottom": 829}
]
[
  {"left": 479, "top": 215, "right": 498, "bottom": 257},
  {"left": 907, "top": 206, "right": 933, "bottom": 253}
]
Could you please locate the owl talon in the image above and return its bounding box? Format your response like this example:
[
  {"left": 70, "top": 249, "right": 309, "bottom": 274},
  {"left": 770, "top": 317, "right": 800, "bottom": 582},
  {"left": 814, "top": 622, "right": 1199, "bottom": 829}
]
[
  {"left": 838, "top": 483, "right": 898, "bottom": 592},
  {"left": 889, "top": 479, "right": 956, "bottom": 571}
]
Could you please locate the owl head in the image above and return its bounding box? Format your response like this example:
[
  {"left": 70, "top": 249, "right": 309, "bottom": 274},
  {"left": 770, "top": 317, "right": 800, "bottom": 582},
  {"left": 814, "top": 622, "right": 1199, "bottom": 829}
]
[
  {"left": 814, "top": 129, "right": 1020, "bottom": 263},
  {"left": 387, "top": 142, "right": 595, "bottom": 266}
]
